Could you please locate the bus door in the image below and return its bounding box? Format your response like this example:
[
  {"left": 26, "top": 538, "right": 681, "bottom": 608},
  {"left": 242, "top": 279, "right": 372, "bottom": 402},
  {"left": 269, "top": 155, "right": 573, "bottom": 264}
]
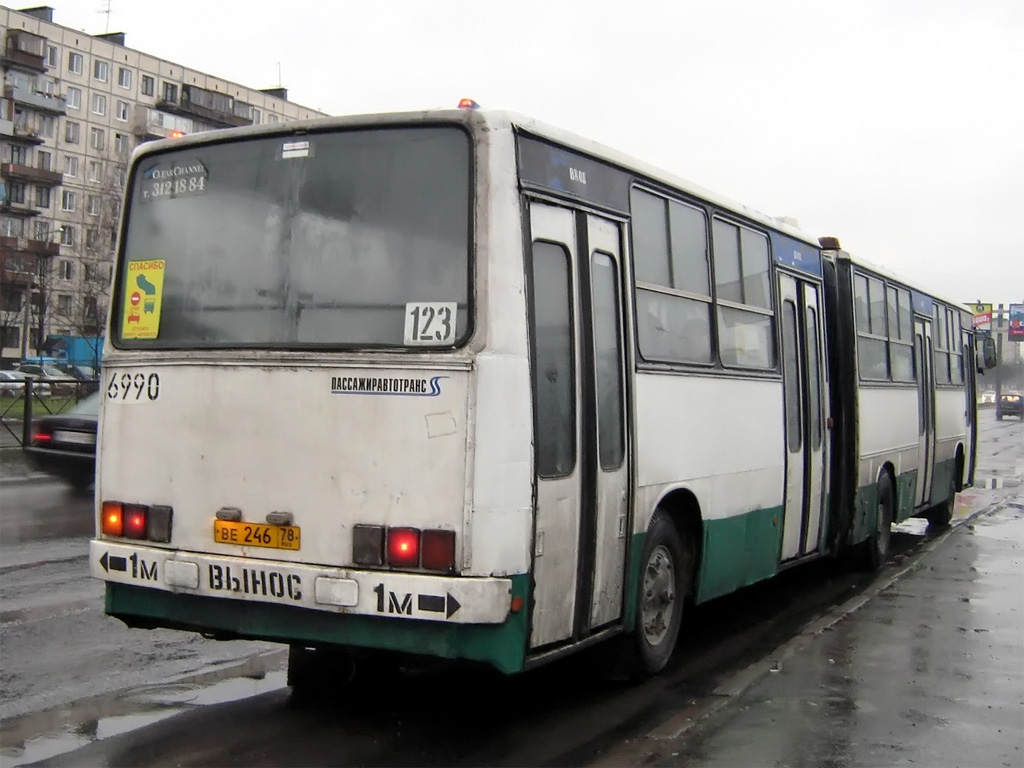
[
  {"left": 914, "top": 320, "right": 935, "bottom": 506},
  {"left": 963, "top": 330, "right": 978, "bottom": 487},
  {"left": 778, "top": 273, "right": 829, "bottom": 561},
  {"left": 526, "top": 202, "right": 630, "bottom": 649}
]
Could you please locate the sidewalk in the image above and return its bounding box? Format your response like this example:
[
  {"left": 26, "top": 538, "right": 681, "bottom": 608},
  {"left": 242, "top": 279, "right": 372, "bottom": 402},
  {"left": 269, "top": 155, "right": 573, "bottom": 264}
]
[{"left": 596, "top": 495, "right": 1024, "bottom": 767}]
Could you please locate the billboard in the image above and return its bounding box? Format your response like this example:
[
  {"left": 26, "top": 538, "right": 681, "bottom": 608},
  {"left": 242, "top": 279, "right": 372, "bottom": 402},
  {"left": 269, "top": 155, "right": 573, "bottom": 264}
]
[
  {"left": 1009, "top": 304, "right": 1024, "bottom": 342},
  {"left": 970, "top": 302, "right": 993, "bottom": 331}
]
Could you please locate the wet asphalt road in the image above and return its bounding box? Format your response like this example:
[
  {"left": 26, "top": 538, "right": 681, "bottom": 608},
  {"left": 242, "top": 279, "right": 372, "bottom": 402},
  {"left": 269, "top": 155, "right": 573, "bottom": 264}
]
[{"left": 0, "top": 410, "right": 1020, "bottom": 766}]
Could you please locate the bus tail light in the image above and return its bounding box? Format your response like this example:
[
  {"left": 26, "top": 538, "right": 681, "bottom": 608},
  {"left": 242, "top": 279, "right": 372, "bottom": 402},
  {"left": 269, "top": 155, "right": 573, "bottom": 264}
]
[
  {"left": 353, "top": 525, "right": 456, "bottom": 572},
  {"left": 100, "top": 501, "right": 173, "bottom": 542},
  {"left": 352, "top": 524, "right": 384, "bottom": 566},
  {"left": 387, "top": 527, "right": 420, "bottom": 568},
  {"left": 102, "top": 501, "right": 124, "bottom": 536},
  {"left": 421, "top": 529, "right": 456, "bottom": 572},
  {"left": 124, "top": 504, "right": 148, "bottom": 539}
]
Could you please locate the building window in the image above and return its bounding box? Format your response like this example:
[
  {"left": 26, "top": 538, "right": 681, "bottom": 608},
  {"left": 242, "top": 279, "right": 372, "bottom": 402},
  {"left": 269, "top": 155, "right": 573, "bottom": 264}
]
[
  {"left": 162, "top": 82, "right": 178, "bottom": 102},
  {"left": 252, "top": 108, "right": 261, "bottom": 125},
  {"left": 7, "top": 182, "right": 26, "bottom": 204},
  {"left": 114, "top": 133, "right": 130, "bottom": 154},
  {"left": 90, "top": 127, "right": 105, "bottom": 150},
  {"left": 45, "top": 45, "right": 58, "bottom": 68},
  {"left": 61, "top": 190, "right": 76, "bottom": 212},
  {"left": 267, "top": 114, "right": 279, "bottom": 124},
  {"left": 64, "top": 120, "right": 80, "bottom": 144},
  {"left": 34, "top": 186, "right": 51, "bottom": 208},
  {"left": 60, "top": 226, "right": 76, "bottom": 248},
  {"left": 36, "top": 150, "right": 52, "bottom": 170},
  {"left": 93, "top": 60, "right": 108, "bottom": 82},
  {"left": 59, "top": 259, "right": 74, "bottom": 279},
  {"left": 87, "top": 194, "right": 100, "bottom": 216},
  {"left": 116, "top": 100, "right": 129, "bottom": 121},
  {"left": 1, "top": 217, "right": 24, "bottom": 237},
  {"left": 91, "top": 93, "right": 106, "bottom": 116},
  {"left": 10, "top": 144, "right": 27, "bottom": 165},
  {"left": 141, "top": 75, "right": 155, "bottom": 96},
  {"left": 58, "top": 295, "right": 73, "bottom": 314},
  {"left": 118, "top": 67, "right": 132, "bottom": 89},
  {"left": 40, "top": 116, "right": 56, "bottom": 138},
  {"left": 68, "top": 51, "right": 83, "bottom": 75},
  {"left": 64, "top": 155, "right": 79, "bottom": 177},
  {"left": 1, "top": 327, "right": 22, "bottom": 349},
  {"left": 34, "top": 220, "right": 50, "bottom": 240},
  {"left": 88, "top": 160, "right": 103, "bottom": 182},
  {"left": 66, "top": 86, "right": 82, "bottom": 110},
  {"left": 86, "top": 228, "right": 100, "bottom": 249}
]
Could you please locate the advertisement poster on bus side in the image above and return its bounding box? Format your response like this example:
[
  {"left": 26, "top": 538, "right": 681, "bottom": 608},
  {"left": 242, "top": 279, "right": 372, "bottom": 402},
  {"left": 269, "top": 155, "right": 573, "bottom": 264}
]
[{"left": 121, "top": 260, "right": 165, "bottom": 339}]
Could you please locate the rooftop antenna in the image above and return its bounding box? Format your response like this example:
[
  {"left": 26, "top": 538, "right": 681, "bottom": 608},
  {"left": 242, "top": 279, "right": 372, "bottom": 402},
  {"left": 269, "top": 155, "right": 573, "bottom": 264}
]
[
  {"left": 277, "top": 61, "right": 283, "bottom": 87},
  {"left": 98, "top": 0, "right": 113, "bottom": 33}
]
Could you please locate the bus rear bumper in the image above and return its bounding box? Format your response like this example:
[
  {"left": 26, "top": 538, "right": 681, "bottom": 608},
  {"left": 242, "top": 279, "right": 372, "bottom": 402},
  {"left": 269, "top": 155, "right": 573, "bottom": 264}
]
[{"left": 89, "top": 540, "right": 512, "bottom": 625}]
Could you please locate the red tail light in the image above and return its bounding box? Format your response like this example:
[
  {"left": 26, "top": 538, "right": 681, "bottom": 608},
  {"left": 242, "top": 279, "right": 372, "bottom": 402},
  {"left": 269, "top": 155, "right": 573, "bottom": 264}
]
[
  {"left": 32, "top": 423, "right": 52, "bottom": 443},
  {"left": 421, "top": 529, "right": 456, "bottom": 572},
  {"left": 387, "top": 527, "right": 420, "bottom": 568},
  {"left": 124, "top": 504, "right": 148, "bottom": 539}
]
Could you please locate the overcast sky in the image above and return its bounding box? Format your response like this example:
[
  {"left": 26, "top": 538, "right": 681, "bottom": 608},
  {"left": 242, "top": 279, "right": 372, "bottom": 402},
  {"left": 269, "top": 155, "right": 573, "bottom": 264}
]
[{"left": 32, "top": 0, "right": 1024, "bottom": 309}]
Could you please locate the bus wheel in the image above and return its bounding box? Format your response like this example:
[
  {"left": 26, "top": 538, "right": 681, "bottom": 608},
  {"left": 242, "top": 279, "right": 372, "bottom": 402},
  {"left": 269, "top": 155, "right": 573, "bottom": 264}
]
[
  {"left": 860, "top": 474, "right": 894, "bottom": 571},
  {"left": 632, "top": 510, "right": 690, "bottom": 676}
]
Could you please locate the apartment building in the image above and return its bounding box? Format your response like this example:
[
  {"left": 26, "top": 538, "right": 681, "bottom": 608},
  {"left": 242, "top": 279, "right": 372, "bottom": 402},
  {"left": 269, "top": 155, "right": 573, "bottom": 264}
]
[{"left": 0, "top": 4, "right": 326, "bottom": 364}]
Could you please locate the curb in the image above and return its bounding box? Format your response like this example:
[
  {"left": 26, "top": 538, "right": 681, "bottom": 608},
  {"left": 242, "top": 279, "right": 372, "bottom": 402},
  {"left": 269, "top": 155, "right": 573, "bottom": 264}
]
[{"left": 591, "top": 498, "right": 1010, "bottom": 767}]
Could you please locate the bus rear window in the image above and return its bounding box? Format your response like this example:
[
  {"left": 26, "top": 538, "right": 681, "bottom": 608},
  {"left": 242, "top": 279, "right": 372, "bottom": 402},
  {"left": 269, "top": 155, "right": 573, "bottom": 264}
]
[{"left": 115, "top": 126, "right": 471, "bottom": 349}]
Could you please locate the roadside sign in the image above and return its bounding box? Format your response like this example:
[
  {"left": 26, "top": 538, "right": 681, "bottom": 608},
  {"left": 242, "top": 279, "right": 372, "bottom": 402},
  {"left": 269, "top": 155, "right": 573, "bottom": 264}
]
[
  {"left": 970, "top": 302, "right": 993, "bottom": 330},
  {"left": 1009, "top": 304, "right": 1024, "bottom": 341}
]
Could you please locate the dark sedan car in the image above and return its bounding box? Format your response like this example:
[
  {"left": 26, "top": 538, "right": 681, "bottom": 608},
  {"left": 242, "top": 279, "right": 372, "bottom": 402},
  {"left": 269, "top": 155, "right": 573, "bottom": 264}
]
[
  {"left": 996, "top": 391, "right": 1023, "bottom": 420},
  {"left": 25, "top": 393, "right": 100, "bottom": 488}
]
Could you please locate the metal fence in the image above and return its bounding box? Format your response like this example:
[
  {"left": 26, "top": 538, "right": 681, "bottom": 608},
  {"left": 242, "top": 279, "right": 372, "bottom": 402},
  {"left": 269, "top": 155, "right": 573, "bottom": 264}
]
[{"left": 0, "top": 380, "right": 99, "bottom": 449}]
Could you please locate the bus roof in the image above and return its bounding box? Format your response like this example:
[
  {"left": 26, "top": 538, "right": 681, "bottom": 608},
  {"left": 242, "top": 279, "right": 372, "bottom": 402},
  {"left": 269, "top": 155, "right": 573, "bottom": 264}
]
[{"left": 130, "top": 107, "right": 820, "bottom": 247}]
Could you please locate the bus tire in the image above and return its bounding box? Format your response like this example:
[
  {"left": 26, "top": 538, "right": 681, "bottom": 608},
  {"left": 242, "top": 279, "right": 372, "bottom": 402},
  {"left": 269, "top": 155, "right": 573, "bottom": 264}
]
[
  {"left": 632, "top": 510, "right": 691, "bottom": 676},
  {"left": 860, "top": 473, "right": 894, "bottom": 571}
]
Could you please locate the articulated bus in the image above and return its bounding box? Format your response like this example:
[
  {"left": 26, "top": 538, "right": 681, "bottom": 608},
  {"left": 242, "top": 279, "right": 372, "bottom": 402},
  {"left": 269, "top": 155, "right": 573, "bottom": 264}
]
[{"left": 91, "top": 107, "right": 994, "bottom": 683}]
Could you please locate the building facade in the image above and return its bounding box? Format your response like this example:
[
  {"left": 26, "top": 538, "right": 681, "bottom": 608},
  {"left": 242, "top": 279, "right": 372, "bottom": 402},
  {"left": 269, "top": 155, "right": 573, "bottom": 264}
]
[{"left": 1, "top": 4, "right": 326, "bottom": 365}]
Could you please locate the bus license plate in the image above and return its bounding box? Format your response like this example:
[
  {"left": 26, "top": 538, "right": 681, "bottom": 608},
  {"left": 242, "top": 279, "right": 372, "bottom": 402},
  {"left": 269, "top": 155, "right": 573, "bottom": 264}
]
[{"left": 214, "top": 520, "right": 301, "bottom": 551}]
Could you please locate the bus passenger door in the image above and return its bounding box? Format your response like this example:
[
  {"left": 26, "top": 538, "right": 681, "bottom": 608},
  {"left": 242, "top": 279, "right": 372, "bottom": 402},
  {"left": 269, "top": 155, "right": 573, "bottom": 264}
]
[
  {"left": 779, "top": 273, "right": 829, "bottom": 561},
  {"left": 963, "top": 331, "right": 978, "bottom": 487},
  {"left": 526, "top": 202, "right": 630, "bottom": 650},
  {"left": 915, "top": 321, "right": 935, "bottom": 506}
]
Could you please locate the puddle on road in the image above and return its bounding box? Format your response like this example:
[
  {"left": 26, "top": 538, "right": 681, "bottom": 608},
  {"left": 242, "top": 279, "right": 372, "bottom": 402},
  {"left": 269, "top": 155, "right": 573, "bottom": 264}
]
[{"left": 0, "top": 666, "right": 287, "bottom": 767}]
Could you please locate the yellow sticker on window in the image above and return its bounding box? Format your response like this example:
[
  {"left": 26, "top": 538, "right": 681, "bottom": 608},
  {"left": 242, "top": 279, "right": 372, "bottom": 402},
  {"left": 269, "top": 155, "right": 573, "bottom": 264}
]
[{"left": 122, "top": 260, "right": 165, "bottom": 339}]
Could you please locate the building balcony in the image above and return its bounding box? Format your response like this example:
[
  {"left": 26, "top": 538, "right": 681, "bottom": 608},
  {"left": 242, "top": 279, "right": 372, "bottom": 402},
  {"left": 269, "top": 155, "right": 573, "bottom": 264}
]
[
  {"left": 157, "top": 96, "right": 251, "bottom": 128},
  {"left": 1, "top": 163, "right": 64, "bottom": 187},
  {"left": 0, "top": 200, "right": 41, "bottom": 218},
  {"left": 4, "top": 85, "right": 67, "bottom": 116},
  {"left": 0, "top": 248, "right": 44, "bottom": 288},
  {"left": 0, "top": 235, "right": 59, "bottom": 258},
  {"left": 5, "top": 123, "right": 46, "bottom": 145},
  {"left": 1, "top": 47, "right": 47, "bottom": 74}
]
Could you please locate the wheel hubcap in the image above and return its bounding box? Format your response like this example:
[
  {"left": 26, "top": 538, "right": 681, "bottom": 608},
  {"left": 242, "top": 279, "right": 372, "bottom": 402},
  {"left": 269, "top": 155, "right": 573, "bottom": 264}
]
[{"left": 641, "top": 544, "right": 676, "bottom": 645}]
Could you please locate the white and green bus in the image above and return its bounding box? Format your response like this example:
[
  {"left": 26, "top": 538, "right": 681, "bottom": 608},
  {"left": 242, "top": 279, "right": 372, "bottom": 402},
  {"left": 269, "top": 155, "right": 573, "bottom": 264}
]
[{"left": 90, "top": 106, "right": 993, "bottom": 682}]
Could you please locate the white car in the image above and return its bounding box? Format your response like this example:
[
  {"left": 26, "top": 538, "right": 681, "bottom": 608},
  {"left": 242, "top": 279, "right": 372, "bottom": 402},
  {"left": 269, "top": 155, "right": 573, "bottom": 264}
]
[
  {"left": 980, "top": 391, "right": 996, "bottom": 405},
  {"left": 0, "top": 370, "right": 53, "bottom": 397}
]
